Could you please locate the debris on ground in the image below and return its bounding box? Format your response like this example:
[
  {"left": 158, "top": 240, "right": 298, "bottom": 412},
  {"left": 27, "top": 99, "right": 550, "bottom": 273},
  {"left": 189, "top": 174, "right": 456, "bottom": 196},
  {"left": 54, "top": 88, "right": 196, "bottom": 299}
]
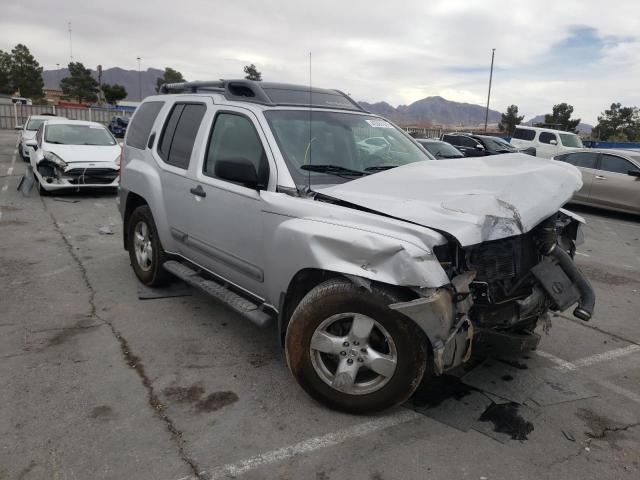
[
  {"left": 98, "top": 226, "right": 114, "bottom": 235},
  {"left": 137, "top": 282, "right": 192, "bottom": 300},
  {"left": 16, "top": 169, "right": 35, "bottom": 196},
  {"left": 52, "top": 197, "right": 80, "bottom": 203}
]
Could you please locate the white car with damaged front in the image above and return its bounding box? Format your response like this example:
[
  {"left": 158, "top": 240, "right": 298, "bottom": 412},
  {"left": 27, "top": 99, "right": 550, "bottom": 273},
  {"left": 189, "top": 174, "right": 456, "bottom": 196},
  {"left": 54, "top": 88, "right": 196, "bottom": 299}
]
[{"left": 28, "top": 119, "right": 121, "bottom": 194}]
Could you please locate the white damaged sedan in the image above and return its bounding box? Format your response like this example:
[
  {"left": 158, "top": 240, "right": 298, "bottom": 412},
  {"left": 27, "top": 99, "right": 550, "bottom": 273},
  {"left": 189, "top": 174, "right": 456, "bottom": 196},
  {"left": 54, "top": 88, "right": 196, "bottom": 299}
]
[{"left": 29, "top": 119, "right": 121, "bottom": 194}]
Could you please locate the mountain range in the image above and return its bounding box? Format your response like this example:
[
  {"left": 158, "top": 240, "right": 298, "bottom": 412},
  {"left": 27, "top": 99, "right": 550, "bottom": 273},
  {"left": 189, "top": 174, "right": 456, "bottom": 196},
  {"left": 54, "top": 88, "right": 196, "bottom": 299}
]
[
  {"left": 41, "top": 66, "right": 592, "bottom": 131},
  {"left": 43, "top": 67, "right": 165, "bottom": 101},
  {"left": 359, "top": 97, "right": 501, "bottom": 126}
]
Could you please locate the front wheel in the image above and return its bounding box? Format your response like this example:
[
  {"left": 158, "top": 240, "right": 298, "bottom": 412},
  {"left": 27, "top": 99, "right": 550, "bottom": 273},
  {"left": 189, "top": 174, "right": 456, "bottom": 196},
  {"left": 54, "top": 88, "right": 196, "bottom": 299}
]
[
  {"left": 126, "top": 205, "right": 171, "bottom": 286},
  {"left": 285, "top": 278, "right": 428, "bottom": 413}
]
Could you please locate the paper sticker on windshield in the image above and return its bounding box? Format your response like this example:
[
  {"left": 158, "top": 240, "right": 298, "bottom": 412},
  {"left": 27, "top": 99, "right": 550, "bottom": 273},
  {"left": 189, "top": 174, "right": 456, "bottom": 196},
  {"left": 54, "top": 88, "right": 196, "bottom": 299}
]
[
  {"left": 89, "top": 125, "right": 103, "bottom": 128},
  {"left": 365, "top": 119, "right": 393, "bottom": 129}
]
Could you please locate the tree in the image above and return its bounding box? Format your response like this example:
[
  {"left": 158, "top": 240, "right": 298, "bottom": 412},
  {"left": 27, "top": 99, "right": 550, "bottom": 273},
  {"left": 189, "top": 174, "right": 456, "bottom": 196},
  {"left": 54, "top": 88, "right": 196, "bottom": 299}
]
[
  {"left": 60, "top": 62, "right": 99, "bottom": 103},
  {"left": 0, "top": 50, "right": 12, "bottom": 95},
  {"left": 592, "top": 103, "right": 640, "bottom": 141},
  {"left": 243, "top": 64, "right": 262, "bottom": 81},
  {"left": 9, "top": 44, "right": 44, "bottom": 99},
  {"left": 498, "top": 105, "right": 525, "bottom": 133},
  {"left": 102, "top": 83, "right": 128, "bottom": 105},
  {"left": 155, "top": 67, "right": 185, "bottom": 92},
  {"left": 543, "top": 103, "right": 581, "bottom": 133}
]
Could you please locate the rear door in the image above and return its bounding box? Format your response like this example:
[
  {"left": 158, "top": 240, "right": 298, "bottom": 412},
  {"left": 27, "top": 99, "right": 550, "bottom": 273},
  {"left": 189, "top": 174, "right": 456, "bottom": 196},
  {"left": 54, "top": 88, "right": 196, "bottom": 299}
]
[
  {"left": 555, "top": 151, "right": 598, "bottom": 202},
  {"left": 151, "top": 99, "right": 209, "bottom": 259},
  {"left": 588, "top": 153, "right": 640, "bottom": 212}
]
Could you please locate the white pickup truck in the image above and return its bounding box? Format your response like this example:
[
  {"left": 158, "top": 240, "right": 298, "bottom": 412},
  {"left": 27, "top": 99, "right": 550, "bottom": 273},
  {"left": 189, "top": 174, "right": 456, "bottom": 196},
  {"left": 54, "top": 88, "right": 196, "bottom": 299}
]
[{"left": 510, "top": 126, "right": 584, "bottom": 158}]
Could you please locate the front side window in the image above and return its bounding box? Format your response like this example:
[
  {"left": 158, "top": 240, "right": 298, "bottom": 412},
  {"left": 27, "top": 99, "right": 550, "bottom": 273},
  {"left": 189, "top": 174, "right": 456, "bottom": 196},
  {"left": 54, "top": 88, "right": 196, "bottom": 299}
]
[
  {"left": 539, "top": 132, "right": 558, "bottom": 144},
  {"left": 44, "top": 124, "right": 116, "bottom": 146},
  {"left": 265, "top": 110, "right": 430, "bottom": 186},
  {"left": 158, "top": 103, "right": 206, "bottom": 169},
  {"left": 563, "top": 152, "right": 597, "bottom": 169},
  {"left": 559, "top": 133, "right": 583, "bottom": 148},
  {"left": 599, "top": 154, "right": 635, "bottom": 174},
  {"left": 204, "top": 112, "right": 268, "bottom": 185},
  {"left": 459, "top": 136, "right": 479, "bottom": 148}
]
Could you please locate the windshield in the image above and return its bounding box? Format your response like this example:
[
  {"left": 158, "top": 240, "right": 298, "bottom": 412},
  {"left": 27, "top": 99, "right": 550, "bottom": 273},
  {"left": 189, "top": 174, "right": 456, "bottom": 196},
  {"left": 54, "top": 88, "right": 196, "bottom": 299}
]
[
  {"left": 481, "top": 137, "right": 517, "bottom": 152},
  {"left": 420, "top": 140, "right": 463, "bottom": 159},
  {"left": 45, "top": 124, "right": 116, "bottom": 146},
  {"left": 265, "top": 110, "right": 431, "bottom": 185},
  {"left": 26, "top": 118, "right": 46, "bottom": 131},
  {"left": 559, "top": 133, "right": 583, "bottom": 148}
]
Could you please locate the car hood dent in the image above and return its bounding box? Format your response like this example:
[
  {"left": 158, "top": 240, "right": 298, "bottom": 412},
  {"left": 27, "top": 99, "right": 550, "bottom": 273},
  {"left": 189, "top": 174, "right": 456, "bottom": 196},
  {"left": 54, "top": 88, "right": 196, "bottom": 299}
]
[
  {"left": 315, "top": 153, "right": 582, "bottom": 246},
  {"left": 46, "top": 144, "right": 120, "bottom": 165}
]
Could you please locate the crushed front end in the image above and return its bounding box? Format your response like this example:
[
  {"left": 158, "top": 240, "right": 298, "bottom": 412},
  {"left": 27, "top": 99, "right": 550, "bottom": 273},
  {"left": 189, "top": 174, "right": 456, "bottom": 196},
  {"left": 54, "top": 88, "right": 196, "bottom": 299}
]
[{"left": 391, "top": 210, "right": 595, "bottom": 374}]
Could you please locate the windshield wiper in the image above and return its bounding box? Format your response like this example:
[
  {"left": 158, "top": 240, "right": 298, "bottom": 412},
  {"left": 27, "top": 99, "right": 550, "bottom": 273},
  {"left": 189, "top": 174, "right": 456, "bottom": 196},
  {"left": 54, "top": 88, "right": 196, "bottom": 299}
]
[
  {"left": 300, "top": 164, "right": 367, "bottom": 176},
  {"left": 364, "top": 165, "right": 398, "bottom": 172}
]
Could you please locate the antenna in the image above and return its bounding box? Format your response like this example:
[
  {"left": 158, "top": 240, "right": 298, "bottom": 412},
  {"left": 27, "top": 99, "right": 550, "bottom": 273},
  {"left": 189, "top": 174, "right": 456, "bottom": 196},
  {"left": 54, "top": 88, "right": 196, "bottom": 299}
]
[
  {"left": 68, "top": 22, "right": 73, "bottom": 62},
  {"left": 307, "top": 51, "right": 312, "bottom": 193}
]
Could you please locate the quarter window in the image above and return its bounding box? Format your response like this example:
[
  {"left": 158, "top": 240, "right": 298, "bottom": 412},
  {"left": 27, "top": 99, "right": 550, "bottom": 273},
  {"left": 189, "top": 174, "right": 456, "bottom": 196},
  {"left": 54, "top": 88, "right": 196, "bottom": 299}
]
[
  {"left": 512, "top": 128, "right": 535, "bottom": 141},
  {"left": 204, "top": 112, "right": 268, "bottom": 185},
  {"left": 158, "top": 103, "right": 206, "bottom": 169},
  {"left": 126, "top": 101, "right": 164, "bottom": 149},
  {"left": 599, "top": 154, "right": 635, "bottom": 174},
  {"left": 539, "top": 132, "right": 558, "bottom": 144}
]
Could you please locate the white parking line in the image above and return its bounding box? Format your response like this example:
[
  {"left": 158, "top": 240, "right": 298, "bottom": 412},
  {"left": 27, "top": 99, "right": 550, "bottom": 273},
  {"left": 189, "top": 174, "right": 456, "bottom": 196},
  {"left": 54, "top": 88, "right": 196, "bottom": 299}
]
[
  {"left": 572, "top": 344, "right": 640, "bottom": 368},
  {"left": 6, "top": 167, "right": 13, "bottom": 175},
  {"left": 575, "top": 251, "right": 590, "bottom": 257},
  {"left": 178, "top": 410, "right": 422, "bottom": 480}
]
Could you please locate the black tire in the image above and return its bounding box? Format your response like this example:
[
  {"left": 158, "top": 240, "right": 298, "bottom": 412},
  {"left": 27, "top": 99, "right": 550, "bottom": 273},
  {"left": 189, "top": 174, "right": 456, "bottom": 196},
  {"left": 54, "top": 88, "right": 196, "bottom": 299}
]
[
  {"left": 126, "top": 205, "right": 171, "bottom": 286},
  {"left": 285, "top": 278, "right": 428, "bottom": 414}
]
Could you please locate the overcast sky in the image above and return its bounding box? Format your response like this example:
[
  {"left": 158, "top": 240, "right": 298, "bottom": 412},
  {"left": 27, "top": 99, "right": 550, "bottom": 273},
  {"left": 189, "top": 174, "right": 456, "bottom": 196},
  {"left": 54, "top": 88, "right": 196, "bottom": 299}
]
[{"left": 2, "top": 0, "right": 639, "bottom": 123}]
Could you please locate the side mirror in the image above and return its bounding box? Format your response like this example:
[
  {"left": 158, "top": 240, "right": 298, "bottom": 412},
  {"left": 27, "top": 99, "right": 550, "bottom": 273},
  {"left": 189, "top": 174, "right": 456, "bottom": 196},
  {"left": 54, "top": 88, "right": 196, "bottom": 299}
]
[
  {"left": 549, "top": 139, "right": 558, "bottom": 145},
  {"left": 215, "top": 157, "right": 260, "bottom": 189},
  {"left": 628, "top": 170, "right": 640, "bottom": 178},
  {"left": 476, "top": 144, "right": 485, "bottom": 150},
  {"left": 14, "top": 125, "right": 23, "bottom": 130}
]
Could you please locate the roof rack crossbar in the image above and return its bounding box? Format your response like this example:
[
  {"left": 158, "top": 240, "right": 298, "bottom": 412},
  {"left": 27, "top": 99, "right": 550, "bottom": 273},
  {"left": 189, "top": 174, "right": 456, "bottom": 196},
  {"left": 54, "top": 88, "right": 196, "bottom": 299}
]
[{"left": 159, "top": 81, "right": 226, "bottom": 94}]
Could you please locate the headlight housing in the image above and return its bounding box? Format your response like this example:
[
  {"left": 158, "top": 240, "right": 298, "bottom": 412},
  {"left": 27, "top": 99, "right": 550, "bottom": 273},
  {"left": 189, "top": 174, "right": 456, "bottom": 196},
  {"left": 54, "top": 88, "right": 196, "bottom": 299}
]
[{"left": 44, "top": 151, "right": 68, "bottom": 169}]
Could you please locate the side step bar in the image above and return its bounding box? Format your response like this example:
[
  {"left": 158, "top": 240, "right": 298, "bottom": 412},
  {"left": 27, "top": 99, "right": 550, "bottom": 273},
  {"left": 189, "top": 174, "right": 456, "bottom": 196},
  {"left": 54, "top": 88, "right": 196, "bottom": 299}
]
[{"left": 163, "top": 260, "right": 272, "bottom": 327}]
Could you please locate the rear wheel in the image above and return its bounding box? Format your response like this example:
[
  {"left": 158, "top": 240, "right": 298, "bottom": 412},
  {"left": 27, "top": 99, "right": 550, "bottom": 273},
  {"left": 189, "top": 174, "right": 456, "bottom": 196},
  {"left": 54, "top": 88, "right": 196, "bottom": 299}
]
[
  {"left": 127, "top": 205, "right": 171, "bottom": 286},
  {"left": 285, "top": 278, "right": 428, "bottom": 413}
]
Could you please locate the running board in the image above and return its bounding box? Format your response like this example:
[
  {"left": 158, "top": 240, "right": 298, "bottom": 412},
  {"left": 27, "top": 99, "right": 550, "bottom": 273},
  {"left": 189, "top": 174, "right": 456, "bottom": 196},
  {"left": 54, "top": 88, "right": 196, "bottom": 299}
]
[{"left": 162, "top": 260, "right": 272, "bottom": 327}]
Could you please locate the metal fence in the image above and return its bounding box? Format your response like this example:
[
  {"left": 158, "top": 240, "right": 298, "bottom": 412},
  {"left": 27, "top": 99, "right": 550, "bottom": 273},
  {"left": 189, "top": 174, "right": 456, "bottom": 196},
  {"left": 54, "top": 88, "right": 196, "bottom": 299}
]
[
  {"left": 404, "top": 127, "right": 443, "bottom": 139},
  {"left": 0, "top": 103, "right": 134, "bottom": 129}
]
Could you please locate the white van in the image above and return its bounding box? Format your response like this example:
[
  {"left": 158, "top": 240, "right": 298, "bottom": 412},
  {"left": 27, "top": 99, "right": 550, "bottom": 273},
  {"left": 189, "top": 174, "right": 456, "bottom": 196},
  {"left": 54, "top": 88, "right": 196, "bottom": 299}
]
[{"left": 510, "top": 126, "right": 583, "bottom": 158}]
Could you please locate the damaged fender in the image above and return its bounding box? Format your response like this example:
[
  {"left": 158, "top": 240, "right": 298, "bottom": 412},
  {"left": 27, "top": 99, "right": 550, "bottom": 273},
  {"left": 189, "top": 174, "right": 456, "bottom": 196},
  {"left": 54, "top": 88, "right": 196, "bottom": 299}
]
[{"left": 390, "top": 271, "right": 476, "bottom": 374}]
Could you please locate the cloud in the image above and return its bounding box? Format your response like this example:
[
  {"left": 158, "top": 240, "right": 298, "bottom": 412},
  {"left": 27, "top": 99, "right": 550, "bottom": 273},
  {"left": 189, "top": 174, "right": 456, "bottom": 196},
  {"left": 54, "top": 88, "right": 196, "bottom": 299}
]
[{"left": 1, "top": 0, "right": 639, "bottom": 123}]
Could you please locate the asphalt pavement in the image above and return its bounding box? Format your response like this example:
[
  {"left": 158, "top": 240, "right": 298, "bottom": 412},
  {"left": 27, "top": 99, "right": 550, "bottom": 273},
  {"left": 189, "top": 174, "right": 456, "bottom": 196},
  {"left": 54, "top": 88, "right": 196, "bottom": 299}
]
[{"left": 1, "top": 129, "right": 639, "bottom": 480}]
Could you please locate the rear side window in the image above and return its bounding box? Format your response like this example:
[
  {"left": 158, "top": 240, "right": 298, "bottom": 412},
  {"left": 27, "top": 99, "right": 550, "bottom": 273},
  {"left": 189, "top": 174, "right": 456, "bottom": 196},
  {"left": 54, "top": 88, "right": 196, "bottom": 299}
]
[
  {"left": 563, "top": 152, "right": 597, "bottom": 169},
  {"left": 512, "top": 128, "right": 535, "bottom": 141},
  {"left": 126, "top": 101, "right": 164, "bottom": 149},
  {"left": 599, "top": 154, "right": 635, "bottom": 174},
  {"left": 204, "top": 112, "right": 267, "bottom": 184},
  {"left": 158, "top": 103, "right": 206, "bottom": 169},
  {"left": 539, "top": 132, "right": 558, "bottom": 144}
]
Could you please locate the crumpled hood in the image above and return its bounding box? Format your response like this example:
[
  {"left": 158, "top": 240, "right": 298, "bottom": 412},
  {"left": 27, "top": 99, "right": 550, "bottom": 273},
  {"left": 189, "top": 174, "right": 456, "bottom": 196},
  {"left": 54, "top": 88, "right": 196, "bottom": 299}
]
[
  {"left": 316, "top": 153, "right": 582, "bottom": 246},
  {"left": 47, "top": 144, "right": 121, "bottom": 165}
]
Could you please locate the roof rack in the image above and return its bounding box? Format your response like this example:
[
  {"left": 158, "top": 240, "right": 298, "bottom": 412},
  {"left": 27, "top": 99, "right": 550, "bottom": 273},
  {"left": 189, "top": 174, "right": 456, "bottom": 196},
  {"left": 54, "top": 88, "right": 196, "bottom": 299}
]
[{"left": 158, "top": 79, "right": 366, "bottom": 112}]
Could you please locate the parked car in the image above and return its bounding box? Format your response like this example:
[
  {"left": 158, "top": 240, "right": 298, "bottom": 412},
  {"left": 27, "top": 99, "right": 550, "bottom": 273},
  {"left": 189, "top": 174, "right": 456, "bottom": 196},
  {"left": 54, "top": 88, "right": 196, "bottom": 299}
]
[
  {"left": 441, "top": 133, "right": 519, "bottom": 157},
  {"left": 16, "top": 114, "right": 66, "bottom": 161},
  {"left": 416, "top": 138, "right": 464, "bottom": 159},
  {"left": 109, "top": 116, "right": 129, "bottom": 138},
  {"left": 119, "top": 79, "right": 593, "bottom": 413},
  {"left": 28, "top": 119, "right": 120, "bottom": 195},
  {"left": 552, "top": 149, "right": 640, "bottom": 214},
  {"left": 510, "top": 126, "right": 583, "bottom": 158}
]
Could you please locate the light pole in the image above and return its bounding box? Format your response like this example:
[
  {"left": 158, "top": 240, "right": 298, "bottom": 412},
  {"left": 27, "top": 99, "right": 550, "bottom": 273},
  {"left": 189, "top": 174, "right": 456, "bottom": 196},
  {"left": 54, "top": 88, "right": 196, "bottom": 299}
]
[
  {"left": 56, "top": 63, "right": 60, "bottom": 87},
  {"left": 68, "top": 22, "right": 73, "bottom": 62},
  {"left": 484, "top": 48, "right": 496, "bottom": 132},
  {"left": 137, "top": 56, "right": 142, "bottom": 101}
]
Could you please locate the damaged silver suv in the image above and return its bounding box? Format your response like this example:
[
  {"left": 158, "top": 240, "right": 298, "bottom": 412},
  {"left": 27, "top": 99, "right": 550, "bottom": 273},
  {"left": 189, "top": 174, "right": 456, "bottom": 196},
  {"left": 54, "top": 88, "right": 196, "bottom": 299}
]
[{"left": 119, "top": 80, "right": 595, "bottom": 413}]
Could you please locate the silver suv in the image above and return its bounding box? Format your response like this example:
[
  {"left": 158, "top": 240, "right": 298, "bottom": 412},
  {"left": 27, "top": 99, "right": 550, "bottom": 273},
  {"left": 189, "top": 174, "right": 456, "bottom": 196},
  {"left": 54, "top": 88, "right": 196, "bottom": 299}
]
[{"left": 118, "top": 80, "right": 595, "bottom": 413}]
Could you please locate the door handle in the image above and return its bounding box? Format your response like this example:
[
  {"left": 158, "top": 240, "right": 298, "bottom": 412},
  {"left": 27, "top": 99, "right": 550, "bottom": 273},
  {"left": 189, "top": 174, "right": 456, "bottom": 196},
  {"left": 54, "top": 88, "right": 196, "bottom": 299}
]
[
  {"left": 190, "top": 185, "right": 206, "bottom": 197},
  {"left": 595, "top": 175, "right": 607, "bottom": 180}
]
